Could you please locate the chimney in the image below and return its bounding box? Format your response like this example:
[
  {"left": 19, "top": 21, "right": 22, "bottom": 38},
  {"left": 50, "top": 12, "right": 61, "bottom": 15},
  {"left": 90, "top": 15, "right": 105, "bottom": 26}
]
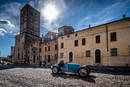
[
  {"left": 123, "top": 14, "right": 126, "bottom": 19},
  {"left": 41, "top": 34, "right": 44, "bottom": 42},
  {"left": 89, "top": 24, "right": 91, "bottom": 28},
  {"left": 42, "top": 34, "right": 44, "bottom": 37}
]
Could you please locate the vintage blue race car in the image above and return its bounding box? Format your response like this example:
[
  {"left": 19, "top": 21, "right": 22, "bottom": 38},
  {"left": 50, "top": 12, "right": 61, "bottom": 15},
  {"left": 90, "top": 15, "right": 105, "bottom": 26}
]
[{"left": 51, "top": 62, "right": 91, "bottom": 77}]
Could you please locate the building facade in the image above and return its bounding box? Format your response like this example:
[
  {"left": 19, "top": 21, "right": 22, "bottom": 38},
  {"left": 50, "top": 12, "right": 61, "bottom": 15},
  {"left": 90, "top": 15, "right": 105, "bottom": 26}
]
[
  {"left": 40, "top": 32, "right": 58, "bottom": 66},
  {"left": 28, "top": 41, "right": 40, "bottom": 64},
  {"left": 11, "top": 46, "right": 14, "bottom": 56},
  {"left": 13, "top": 4, "right": 40, "bottom": 64},
  {"left": 40, "top": 40, "right": 58, "bottom": 66},
  {"left": 12, "top": 4, "right": 130, "bottom": 66},
  {"left": 58, "top": 17, "right": 130, "bottom": 66},
  {"left": 58, "top": 26, "right": 74, "bottom": 36},
  {"left": 44, "top": 32, "right": 57, "bottom": 41}
]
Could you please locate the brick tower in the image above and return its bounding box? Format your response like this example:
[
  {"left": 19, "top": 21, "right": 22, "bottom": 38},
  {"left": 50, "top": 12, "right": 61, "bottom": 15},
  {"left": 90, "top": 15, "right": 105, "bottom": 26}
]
[{"left": 13, "top": 4, "right": 40, "bottom": 64}]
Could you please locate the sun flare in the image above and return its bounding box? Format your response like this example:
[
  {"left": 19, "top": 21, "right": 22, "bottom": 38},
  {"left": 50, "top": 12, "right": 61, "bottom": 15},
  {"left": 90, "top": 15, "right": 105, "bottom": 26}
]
[{"left": 43, "top": 4, "right": 59, "bottom": 21}]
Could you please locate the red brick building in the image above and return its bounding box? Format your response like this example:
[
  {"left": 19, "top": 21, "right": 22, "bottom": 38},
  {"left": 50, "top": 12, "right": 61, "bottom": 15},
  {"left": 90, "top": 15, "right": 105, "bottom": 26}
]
[
  {"left": 40, "top": 40, "right": 58, "bottom": 66},
  {"left": 40, "top": 32, "right": 58, "bottom": 66}
]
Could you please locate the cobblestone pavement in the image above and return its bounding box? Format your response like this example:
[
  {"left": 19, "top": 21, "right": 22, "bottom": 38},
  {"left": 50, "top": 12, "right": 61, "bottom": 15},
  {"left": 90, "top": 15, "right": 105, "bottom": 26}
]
[{"left": 0, "top": 65, "right": 130, "bottom": 87}]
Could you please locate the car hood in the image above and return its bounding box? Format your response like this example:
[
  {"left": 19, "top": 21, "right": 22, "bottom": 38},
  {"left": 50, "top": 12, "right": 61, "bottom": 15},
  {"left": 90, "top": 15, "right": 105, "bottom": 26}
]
[
  {"left": 51, "top": 64, "right": 59, "bottom": 68},
  {"left": 66, "top": 63, "right": 86, "bottom": 66}
]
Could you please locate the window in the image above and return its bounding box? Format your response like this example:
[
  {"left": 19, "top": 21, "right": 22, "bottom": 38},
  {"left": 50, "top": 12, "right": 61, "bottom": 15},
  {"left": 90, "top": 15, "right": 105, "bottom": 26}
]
[
  {"left": 60, "top": 53, "right": 64, "bottom": 58},
  {"left": 18, "top": 53, "right": 20, "bottom": 59},
  {"left": 86, "top": 50, "right": 91, "bottom": 57},
  {"left": 39, "top": 48, "right": 41, "bottom": 52},
  {"left": 74, "top": 40, "right": 78, "bottom": 46},
  {"left": 61, "top": 37, "right": 64, "bottom": 39},
  {"left": 67, "top": 35, "right": 70, "bottom": 38},
  {"left": 48, "top": 55, "right": 50, "bottom": 62},
  {"left": 82, "top": 38, "right": 86, "bottom": 45},
  {"left": 39, "top": 56, "right": 41, "bottom": 60},
  {"left": 96, "top": 35, "right": 100, "bottom": 43},
  {"left": 48, "top": 46, "right": 50, "bottom": 51},
  {"left": 75, "top": 33, "right": 78, "bottom": 37},
  {"left": 45, "top": 47, "right": 47, "bottom": 52},
  {"left": 37, "top": 57, "right": 39, "bottom": 60},
  {"left": 55, "top": 45, "right": 58, "bottom": 50},
  {"left": 111, "top": 48, "right": 117, "bottom": 56},
  {"left": 61, "top": 43, "right": 64, "bottom": 48},
  {"left": 110, "top": 32, "right": 117, "bottom": 41},
  {"left": 33, "top": 51, "right": 35, "bottom": 54}
]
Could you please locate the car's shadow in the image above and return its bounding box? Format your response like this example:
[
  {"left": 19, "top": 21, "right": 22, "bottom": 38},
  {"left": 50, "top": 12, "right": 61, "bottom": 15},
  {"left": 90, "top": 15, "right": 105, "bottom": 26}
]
[{"left": 51, "top": 73, "right": 96, "bottom": 83}]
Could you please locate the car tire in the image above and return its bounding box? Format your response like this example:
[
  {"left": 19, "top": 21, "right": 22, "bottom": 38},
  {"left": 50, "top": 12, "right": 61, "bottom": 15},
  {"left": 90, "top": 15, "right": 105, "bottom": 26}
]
[
  {"left": 78, "top": 67, "right": 89, "bottom": 77},
  {"left": 52, "top": 66, "right": 59, "bottom": 74}
]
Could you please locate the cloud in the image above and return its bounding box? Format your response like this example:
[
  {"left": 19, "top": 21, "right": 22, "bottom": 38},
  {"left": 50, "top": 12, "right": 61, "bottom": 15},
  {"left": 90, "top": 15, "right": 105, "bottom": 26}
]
[
  {"left": 43, "top": 21, "right": 60, "bottom": 32},
  {"left": 37, "top": 0, "right": 66, "bottom": 32},
  {"left": 0, "top": 28, "right": 7, "bottom": 36},
  {"left": 0, "top": 2, "right": 23, "bottom": 17},
  {"left": 29, "top": 0, "right": 35, "bottom": 7},
  {"left": 0, "top": 18, "right": 18, "bottom": 35},
  {"left": 76, "top": 0, "right": 130, "bottom": 30},
  {"left": 0, "top": 20, "right": 8, "bottom": 24},
  {"left": 0, "top": 0, "right": 66, "bottom": 36},
  {"left": 0, "top": 19, "right": 15, "bottom": 28},
  {"left": 0, "top": 2, "right": 24, "bottom": 36}
]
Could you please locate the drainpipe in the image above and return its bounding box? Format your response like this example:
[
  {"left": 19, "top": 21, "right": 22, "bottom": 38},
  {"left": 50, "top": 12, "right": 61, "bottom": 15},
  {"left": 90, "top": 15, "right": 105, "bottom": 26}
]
[
  {"left": 106, "top": 24, "right": 109, "bottom": 51},
  {"left": 106, "top": 24, "right": 109, "bottom": 66}
]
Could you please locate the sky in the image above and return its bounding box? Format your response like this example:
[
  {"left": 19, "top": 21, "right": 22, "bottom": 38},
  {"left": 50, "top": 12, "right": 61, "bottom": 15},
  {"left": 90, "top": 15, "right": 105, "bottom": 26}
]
[{"left": 0, "top": 0, "right": 130, "bottom": 57}]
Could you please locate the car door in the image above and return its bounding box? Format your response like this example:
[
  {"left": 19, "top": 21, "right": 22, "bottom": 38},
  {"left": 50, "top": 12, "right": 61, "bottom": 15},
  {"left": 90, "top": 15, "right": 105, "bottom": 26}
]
[
  {"left": 68, "top": 63, "right": 79, "bottom": 73},
  {"left": 60, "top": 63, "right": 69, "bottom": 72}
]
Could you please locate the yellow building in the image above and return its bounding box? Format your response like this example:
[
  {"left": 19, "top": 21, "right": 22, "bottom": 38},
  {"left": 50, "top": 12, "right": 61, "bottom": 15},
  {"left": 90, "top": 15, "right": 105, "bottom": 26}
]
[{"left": 58, "top": 17, "right": 130, "bottom": 66}]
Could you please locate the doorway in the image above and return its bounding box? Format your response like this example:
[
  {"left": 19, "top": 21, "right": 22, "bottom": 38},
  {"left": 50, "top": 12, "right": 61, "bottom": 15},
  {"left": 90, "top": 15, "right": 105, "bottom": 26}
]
[
  {"left": 95, "top": 49, "right": 101, "bottom": 63},
  {"left": 33, "top": 55, "right": 35, "bottom": 63},
  {"left": 69, "top": 52, "right": 73, "bottom": 62}
]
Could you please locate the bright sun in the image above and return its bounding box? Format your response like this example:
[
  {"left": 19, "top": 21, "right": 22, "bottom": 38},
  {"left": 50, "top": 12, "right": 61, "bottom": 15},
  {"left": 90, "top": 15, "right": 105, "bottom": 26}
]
[{"left": 43, "top": 4, "right": 59, "bottom": 21}]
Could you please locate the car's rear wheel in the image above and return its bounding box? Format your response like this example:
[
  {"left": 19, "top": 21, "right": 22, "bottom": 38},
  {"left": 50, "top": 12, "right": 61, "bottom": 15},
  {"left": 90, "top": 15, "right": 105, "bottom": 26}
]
[
  {"left": 52, "top": 67, "right": 59, "bottom": 74},
  {"left": 78, "top": 67, "right": 89, "bottom": 77}
]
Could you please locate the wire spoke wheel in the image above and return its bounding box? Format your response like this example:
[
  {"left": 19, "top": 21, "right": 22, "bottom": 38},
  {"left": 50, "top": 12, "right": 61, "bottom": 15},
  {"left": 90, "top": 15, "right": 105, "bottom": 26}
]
[
  {"left": 79, "top": 68, "right": 88, "bottom": 77},
  {"left": 52, "top": 67, "right": 59, "bottom": 74}
]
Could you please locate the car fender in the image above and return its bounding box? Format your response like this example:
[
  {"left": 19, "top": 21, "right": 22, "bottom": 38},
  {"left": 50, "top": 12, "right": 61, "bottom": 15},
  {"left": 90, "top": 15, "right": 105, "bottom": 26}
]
[
  {"left": 52, "top": 64, "right": 61, "bottom": 70},
  {"left": 51, "top": 64, "right": 59, "bottom": 69},
  {"left": 77, "top": 66, "right": 91, "bottom": 74}
]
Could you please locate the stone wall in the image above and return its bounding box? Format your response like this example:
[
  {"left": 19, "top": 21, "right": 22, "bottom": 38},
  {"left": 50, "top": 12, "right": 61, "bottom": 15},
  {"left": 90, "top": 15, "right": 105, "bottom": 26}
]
[{"left": 58, "top": 18, "right": 130, "bottom": 66}]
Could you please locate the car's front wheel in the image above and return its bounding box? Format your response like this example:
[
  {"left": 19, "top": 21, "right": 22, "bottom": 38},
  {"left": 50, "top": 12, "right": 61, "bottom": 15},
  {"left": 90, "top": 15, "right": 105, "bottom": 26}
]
[
  {"left": 78, "top": 67, "right": 89, "bottom": 77},
  {"left": 52, "top": 67, "right": 59, "bottom": 74}
]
